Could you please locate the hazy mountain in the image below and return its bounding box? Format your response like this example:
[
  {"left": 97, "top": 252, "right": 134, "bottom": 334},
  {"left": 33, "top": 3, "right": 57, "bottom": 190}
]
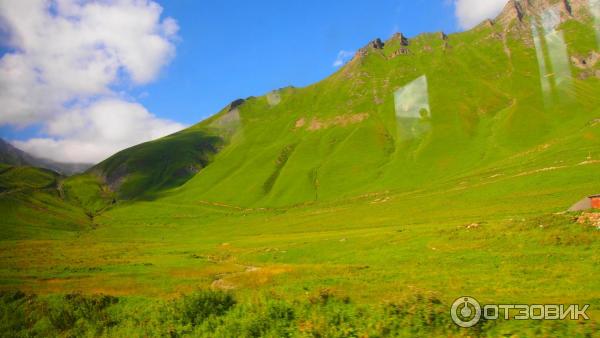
[{"left": 0, "top": 138, "right": 93, "bottom": 176}]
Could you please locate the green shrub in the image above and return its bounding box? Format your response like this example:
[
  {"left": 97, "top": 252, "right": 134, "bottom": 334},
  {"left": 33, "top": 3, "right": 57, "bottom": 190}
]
[
  {"left": 1, "top": 291, "right": 598, "bottom": 337},
  {"left": 0, "top": 291, "right": 36, "bottom": 336},
  {"left": 48, "top": 294, "right": 119, "bottom": 334},
  {"left": 179, "top": 290, "right": 236, "bottom": 326}
]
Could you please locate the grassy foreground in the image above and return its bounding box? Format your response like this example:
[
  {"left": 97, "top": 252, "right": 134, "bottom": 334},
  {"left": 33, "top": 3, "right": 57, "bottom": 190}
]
[
  {"left": 1, "top": 160, "right": 599, "bottom": 336},
  {"left": 1, "top": 289, "right": 597, "bottom": 337}
]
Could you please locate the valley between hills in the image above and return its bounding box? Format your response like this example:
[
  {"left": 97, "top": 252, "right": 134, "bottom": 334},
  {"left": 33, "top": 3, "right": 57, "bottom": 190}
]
[{"left": 1, "top": 0, "right": 600, "bottom": 336}]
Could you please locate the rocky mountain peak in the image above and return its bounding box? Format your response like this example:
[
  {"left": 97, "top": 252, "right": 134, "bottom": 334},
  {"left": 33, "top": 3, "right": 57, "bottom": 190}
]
[
  {"left": 494, "top": 0, "right": 580, "bottom": 27},
  {"left": 228, "top": 98, "right": 246, "bottom": 111},
  {"left": 367, "top": 38, "right": 385, "bottom": 49},
  {"left": 496, "top": 0, "right": 525, "bottom": 25},
  {"left": 356, "top": 38, "right": 385, "bottom": 57},
  {"left": 390, "top": 32, "right": 409, "bottom": 46}
]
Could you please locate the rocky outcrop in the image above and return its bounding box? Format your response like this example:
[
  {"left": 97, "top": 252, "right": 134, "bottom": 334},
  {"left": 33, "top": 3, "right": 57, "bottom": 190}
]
[
  {"left": 496, "top": 0, "right": 525, "bottom": 26},
  {"left": 571, "top": 51, "right": 600, "bottom": 79},
  {"left": 356, "top": 38, "right": 385, "bottom": 58},
  {"left": 100, "top": 163, "right": 128, "bottom": 192},
  {"left": 494, "top": 0, "right": 578, "bottom": 27},
  {"left": 355, "top": 0, "right": 590, "bottom": 64},
  {"left": 390, "top": 32, "right": 409, "bottom": 46},
  {"left": 571, "top": 51, "right": 600, "bottom": 69},
  {"left": 524, "top": 0, "right": 573, "bottom": 17},
  {"left": 390, "top": 48, "right": 410, "bottom": 58},
  {"left": 566, "top": 0, "right": 595, "bottom": 17},
  {"left": 385, "top": 33, "right": 411, "bottom": 59},
  {"left": 228, "top": 98, "right": 245, "bottom": 111},
  {"left": 369, "top": 38, "right": 385, "bottom": 49}
]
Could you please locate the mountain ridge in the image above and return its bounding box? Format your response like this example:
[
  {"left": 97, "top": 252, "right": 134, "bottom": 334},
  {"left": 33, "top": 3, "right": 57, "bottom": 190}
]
[
  {"left": 0, "top": 138, "right": 92, "bottom": 176},
  {"left": 74, "top": 0, "right": 600, "bottom": 207}
]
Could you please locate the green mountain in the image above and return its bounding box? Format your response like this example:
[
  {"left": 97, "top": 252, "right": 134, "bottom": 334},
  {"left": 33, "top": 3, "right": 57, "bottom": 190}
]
[
  {"left": 86, "top": 0, "right": 599, "bottom": 207},
  {"left": 89, "top": 127, "right": 223, "bottom": 200},
  {"left": 1, "top": 1, "right": 600, "bottom": 336},
  {"left": 0, "top": 164, "right": 93, "bottom": 239}
]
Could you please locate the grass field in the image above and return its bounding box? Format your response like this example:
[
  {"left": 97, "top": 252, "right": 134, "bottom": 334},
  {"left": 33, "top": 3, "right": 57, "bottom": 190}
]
[
  {"left": 1, "top": 1, "right": 600, "bottom": 336},
  {"left": 1, "top": 157, "right": 599, "bottom": 336}
]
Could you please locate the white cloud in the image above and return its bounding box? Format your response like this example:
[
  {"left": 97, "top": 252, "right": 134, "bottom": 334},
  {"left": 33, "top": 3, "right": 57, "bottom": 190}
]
[
  {"left": 13, "top": 99, "right": 184, "bottom": 163},
  {"left": 454, "top": 0, "right": 508, "bottom": 30},
  {"left": 0, "top": 0, "right": 184, "bottom": 163},
  {"left": 333, "top": 50, "right": 354, "bottom": 67}
]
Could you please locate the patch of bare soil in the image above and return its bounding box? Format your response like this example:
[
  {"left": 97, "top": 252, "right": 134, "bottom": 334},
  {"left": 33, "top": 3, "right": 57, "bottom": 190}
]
[
  {"left": 211, "top": 264, "right": 291, "bottom": 290},
  {"left": 211, "top": 278, "right": 236, "bottom": 290},
  {"left": 294, "top": 113, "right": 369, "bottom": 131},
  {"left": 571, "top": 51, "right": 600, "bottom": 79},
  {"left": 210, "top": 264, "right": 255, "bottom": 290},
  {"left": 571, "top": 51, "right": 600, "bottom": 69}
]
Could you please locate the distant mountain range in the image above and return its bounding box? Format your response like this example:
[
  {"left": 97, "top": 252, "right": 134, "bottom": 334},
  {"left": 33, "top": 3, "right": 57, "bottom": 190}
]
[{"left": 0, "top": 138, "right": 92, "bottom": 176}]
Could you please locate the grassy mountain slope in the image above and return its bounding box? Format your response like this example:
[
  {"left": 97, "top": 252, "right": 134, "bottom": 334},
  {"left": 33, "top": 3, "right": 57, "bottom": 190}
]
[
  {"left": 82, "top": 1, "right": 599, "bottom": 208},
  {"left": 159, "top": 1, "right": 599, "bottom": 207},
  {"left": 0, "top": 165, "right": 92, "bottom": 239},
  {"left": 62, "top": 174, "right": 115, "bottom": 216},
  {"left": 89, "top": 124, "right": 224, "bottom": 200}
]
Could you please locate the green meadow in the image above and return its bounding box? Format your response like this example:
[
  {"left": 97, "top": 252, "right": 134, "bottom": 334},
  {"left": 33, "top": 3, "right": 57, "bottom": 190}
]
[
  {"left": 1, "top": 1, "right": 600, "bottom": 336},
  {"left": 2, "top": 151, "right": 599, "bottom": 336}
]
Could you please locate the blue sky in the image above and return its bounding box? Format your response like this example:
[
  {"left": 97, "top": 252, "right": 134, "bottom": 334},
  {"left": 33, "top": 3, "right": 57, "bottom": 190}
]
[
  {"left": 0, "top": 0, "right": 507, "bottom": 163},
  {"left": 140, "top": 0, "right": 460, "bottom": 126}
]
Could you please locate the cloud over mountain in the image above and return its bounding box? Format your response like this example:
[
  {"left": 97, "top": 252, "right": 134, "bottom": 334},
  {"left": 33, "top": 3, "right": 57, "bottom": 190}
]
[
  {"left": 453, "top": 0, "right": 508, "bottom": 29},
  {"left": 0, "top": 0, "right": 184, "bottom": 163}
]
